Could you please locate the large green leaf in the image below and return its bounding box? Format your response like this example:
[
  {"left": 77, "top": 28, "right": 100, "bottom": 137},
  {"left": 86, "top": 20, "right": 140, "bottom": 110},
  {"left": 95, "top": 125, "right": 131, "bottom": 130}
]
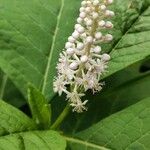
[
  {"left": 0, "top": 0, "right": 80, "bottom": 100},
  {"left": 0, "top": 99, "right": 66, "bottom": 149},
  {"left": 0, "top": 0, "right": 150, "bottom": 101},
  {"left": 0, "top": 100, "right": 36, "bottom": 135},
  {"left": 66, "top": 97, "right": 150, "bottom": 150},
  {"left": 0, "top": 130, "right": 66, "bottom": 150}
]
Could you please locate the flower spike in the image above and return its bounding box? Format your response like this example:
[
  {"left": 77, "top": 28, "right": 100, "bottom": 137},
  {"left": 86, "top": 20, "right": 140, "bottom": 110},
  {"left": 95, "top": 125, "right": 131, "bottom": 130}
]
[{"left": 53, "top": 0, "right": 114, "bottom": 113}]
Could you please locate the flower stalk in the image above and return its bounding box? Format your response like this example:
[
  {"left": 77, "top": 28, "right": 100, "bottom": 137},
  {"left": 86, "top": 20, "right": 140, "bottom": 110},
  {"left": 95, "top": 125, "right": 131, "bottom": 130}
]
[
  {"left": 50, "top": 104, "right": 71, "bottom": 130},
  {"left": 54, "top": 0, "right": 114, "bottom": 113}
]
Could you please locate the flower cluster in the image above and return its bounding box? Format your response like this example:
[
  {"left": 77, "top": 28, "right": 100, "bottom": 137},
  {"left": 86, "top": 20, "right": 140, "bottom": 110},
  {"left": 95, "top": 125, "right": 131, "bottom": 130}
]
[{"left": 54, "top": 0, "right": 114, "bottom": 113}]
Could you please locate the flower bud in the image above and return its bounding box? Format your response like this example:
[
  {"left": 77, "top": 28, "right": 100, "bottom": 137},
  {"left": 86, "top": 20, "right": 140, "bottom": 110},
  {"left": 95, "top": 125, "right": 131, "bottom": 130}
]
[
  {"left": 105, "top": 10, "right": 115, "bottom": 17},
  {"left": 98, "top": 20, "right": 105, "bottom": 27},
  {"left": 68, "top": 36, "right": 76, "bottom": 43},
  {"left": 95, "top": 32, "right": 102, "bottom": 40},
  {"left": 70, "top": 62, "right": 78, "bottom": 70},
  {"left": 81, "top": 55, "right": 88, "bottom": 63},
  {"left": 65, "top": 42, "right": 73, "bottom": 49},
  {"left": 105, "top": 21, "right": 113, "bottom": 28},
  {"left": 72, "top": 31, "right": 80, "bottom": 39},
  {"left": 106, "top": 0, "right": 113, "bottom": 4},
  {"left": 86, "top": 36, "right": 93, "bottom": 43},
  {"left": 101, "top": 54, "right": 111, "bottom": 61},
  {"left": 86, "top": 19, "right": 93, "bottom": 26},
  {"left": 85, "top": 7, "right": 91, "bottom": 13},
  {"left": 92, "top": 12, "right": 99, "bottom": 19},
  {"left": 100, "top": 5, "right": 106, "bottom": 11},
  {"left": 80, "top": 12, "right": 86, "bottom": 18},
  {"left": 77, "top": 42, "right": 84, "bottom": 50},
  {"left": 93, "top": 0, "right": 99, "bottom": 6},
  {"left": 66, "top": 48, "right": 74, "bottom": 55},
  {"left": 77, "top": 26, "right": 85, "bottom": 34},
  {"left": 77, "top": 17, "right": 83, "bottom": 23},
  {"left": 105, "top": 34, "right": 113, "bottom": 41},
  {"left": 80, "top": 7, "right": 85, "bottom": 12},
  {"left": 93, "top": 46, "right": 101, "bottom": 53},
  {"left": 81, "top": 1, "right": 86, "bottom": 7}
]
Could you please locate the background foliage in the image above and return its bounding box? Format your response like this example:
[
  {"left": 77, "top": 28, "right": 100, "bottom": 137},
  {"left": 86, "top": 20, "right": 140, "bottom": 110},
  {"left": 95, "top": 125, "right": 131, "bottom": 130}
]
[{"left": 0, "top": 0, "right": 150, "bottom": 149}]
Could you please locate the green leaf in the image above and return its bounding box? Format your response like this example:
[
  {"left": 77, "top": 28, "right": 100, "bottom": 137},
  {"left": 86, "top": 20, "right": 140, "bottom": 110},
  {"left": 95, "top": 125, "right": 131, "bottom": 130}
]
[
  {"left": 0, "top": 0, "right": 80, "bottom": 100},
  {"left": 0, "top": 130, "right": 66, "bottom": 150},
  {"left": 0, "top": 99, "right": 65, "bottom": 149},
  {"left": 0, "top": 70, "right": 26, "bottom": 107},
  {"left": 0, "top": 0, "right": 150, "bottom": 100},
  {"left": 28, "top": 84, "right": 51, "bottom": 129},
  {"left": 104, "top": 3, "right": 150, "bottom": 78},
  {"left": 0, "top": 100, "right": 36, "bottom": 135},
  {"left": 0, "top": 100, "right": 66, "bottom": 149},
  {"left": 66, "top": 97, "right": 150, "bottom": 150},
  {"left": 0, "top": 71, "right": 7, "bottom": 99}
]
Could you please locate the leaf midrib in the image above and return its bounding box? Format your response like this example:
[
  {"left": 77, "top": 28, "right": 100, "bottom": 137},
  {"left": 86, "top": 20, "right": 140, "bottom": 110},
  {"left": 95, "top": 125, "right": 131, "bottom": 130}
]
[
  {"left": 63, "top": 135, "right": 111, "bottom": 150},
  {"left": 41, "top": 0, "right": 65, "bottom": 95},
  {"left": 0, "top": 74, "right": 7, "bottom": 99}
]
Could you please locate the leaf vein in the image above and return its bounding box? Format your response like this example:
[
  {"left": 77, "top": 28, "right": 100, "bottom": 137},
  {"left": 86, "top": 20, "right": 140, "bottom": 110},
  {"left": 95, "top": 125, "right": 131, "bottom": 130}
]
[
  {"left": 64, "top": 136, "right": 111, "bottom": 150},
  {"left": 41, "top": 0, "right": 65, "bottom": 95}
]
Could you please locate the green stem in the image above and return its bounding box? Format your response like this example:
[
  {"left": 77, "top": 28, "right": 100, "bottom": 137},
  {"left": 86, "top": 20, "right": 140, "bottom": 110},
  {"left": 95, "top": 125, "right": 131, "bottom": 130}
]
[
  {"left": 50, "top": 104, "right": 71, "bottom": 130},
  {"left": 0, "top": 74, "right": 7, "bottom": 99}
]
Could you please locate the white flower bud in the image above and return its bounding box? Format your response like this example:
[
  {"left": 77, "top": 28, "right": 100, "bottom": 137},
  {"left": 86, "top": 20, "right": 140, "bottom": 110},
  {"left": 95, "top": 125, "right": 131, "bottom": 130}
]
[
  {"left": 69, "top": 62, "right": 78, "bottom": 70},
  {"left": 75, "top": 24, "right": 81, "bottom": 30},
  {"left": 77, "top": 42, "right": 84, "bottom": 50},
  {"left": 101, "top": 54, "right": 111, "bottom": 61},
  {"left": 93, "top": 0, "right": 99, "bottom": 6},
  {"left": 95, "top": 32, "right": 102, "bottom": 40},
  {"left": 65, "top": 42, "right": 73, "bottom": 49},
  {"left": 72, "top": 31, "right": 80, "bottom": 39},
  {"left": 80, "top": 12, "right": 86, "bottom": 18},
  {"left": 106, "top": 0, "right": 113, "bottom": 4},
  {"left": 86, "top": 19, "right": 93, "bottom": 26},
  {"left": 98, "top": 20, "right": 105, "bottom": 27},
  {"left": 85, "top": 7, "right": 91, "bottom": 13},
  {"left": 81, "top": 33, "right": 87, "bottom": 38},
  {"left": 86, "top": 36, "right": 93, "bottom": 43},
  {"left": 105, "top": 10, "right": 115, "bottom": 17},
  {"left": 105, "top": 34, "right": 113, "bottom": 41},
  {"left": 68, "top": 36, "right": 76, "bottom": 43},
  {"left": 81, "top": 1, "right": 86, "bottom": 7},
  {"left": 66, "top": 48, "right": 74, "bottom": 55},
  {"left": 77, "top": 17, "right": 83, "bottom": 23},
  {"left": 92, "top": 12, "right": 99, "bottom": 19},
  {"left": 81, "top": 55, "right": 88, "bottom": 63},
  {"left": 105, "top": 21, "right": 113, "bottom": 28},
  {"left": 77, "top": 26, "right": 85, "bottom": 34},
  {"left": 86, "top": 1, "right": 92, "bottom": 5},
  {"left": 100, "top": 5, "right": 106, "bottom": 11},
  {"left": 80, "top": 7, "right": 85, "bottom": 12},
  {"left": 93, "top": 46, "right": 101, "bottom": 53}
]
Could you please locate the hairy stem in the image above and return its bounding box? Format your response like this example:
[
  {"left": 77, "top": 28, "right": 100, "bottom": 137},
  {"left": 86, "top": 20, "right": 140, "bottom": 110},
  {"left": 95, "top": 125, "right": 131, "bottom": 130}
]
[
  {"left": 0, "top": 74, "right": 7, "bottom": 99},
  {"left": 50, "top": 104, "right": 71, "bottom": 130}
]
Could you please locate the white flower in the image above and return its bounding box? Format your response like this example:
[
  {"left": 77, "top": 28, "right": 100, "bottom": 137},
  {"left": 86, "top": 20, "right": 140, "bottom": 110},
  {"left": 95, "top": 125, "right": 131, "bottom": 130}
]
[
  {"left": 70, "top": 100, "right": 88, "bottom": 113},
  {"left": 67, "top": 91, "right": 85, "bottom": 103},
  {"left": 53, "top": 0, "right": 114, "bottom": 113},
  {"left": 53, "top": 76, "right": 67, "bottom": 96},
  {"left": 57, "top": 52, "right": 75, "bottom": 80}
]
